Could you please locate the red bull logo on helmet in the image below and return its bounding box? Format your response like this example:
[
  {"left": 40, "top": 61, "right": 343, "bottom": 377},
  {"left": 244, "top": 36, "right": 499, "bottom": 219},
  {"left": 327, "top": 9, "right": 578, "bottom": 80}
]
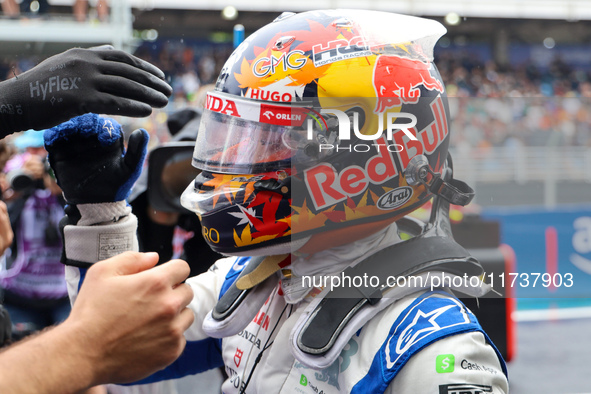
[
  {"left": 304, "top": 96, "right": 448, "bottom": 211},
  {"left": 373, "top": 55, "right": 445, "bottom": 113},
  {"left": 305, "top": 135, "right": 399, "bottom": 210}
]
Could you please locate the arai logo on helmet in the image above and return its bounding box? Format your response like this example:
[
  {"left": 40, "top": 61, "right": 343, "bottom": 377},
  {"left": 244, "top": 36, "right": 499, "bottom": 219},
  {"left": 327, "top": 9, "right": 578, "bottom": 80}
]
[{"left": 377, "top": 187, "right": 413, "bottom": 210}]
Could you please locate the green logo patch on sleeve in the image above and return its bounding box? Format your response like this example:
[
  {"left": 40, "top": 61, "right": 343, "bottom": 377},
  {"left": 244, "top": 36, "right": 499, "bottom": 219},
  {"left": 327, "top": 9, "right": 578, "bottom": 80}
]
[{"left": 436, "top": 354, "right": 455, "bottom": 373}]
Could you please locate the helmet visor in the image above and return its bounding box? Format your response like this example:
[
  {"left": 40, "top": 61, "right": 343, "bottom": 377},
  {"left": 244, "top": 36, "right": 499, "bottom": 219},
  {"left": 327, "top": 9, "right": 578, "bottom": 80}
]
[{"left": 193, "top": 91, "right": 334, "bottom": 174}]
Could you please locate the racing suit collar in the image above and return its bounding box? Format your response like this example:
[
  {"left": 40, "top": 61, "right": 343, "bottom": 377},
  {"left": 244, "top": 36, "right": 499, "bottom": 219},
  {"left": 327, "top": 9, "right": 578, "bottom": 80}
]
[{"left": 279, "top": 223, "right": 402, "bottom": 304}]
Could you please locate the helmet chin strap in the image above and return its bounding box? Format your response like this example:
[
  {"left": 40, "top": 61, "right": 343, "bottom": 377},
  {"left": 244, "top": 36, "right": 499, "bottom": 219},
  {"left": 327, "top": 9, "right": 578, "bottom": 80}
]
[{"left": 406, "top": 153, "right": 475, "bottom": 207}]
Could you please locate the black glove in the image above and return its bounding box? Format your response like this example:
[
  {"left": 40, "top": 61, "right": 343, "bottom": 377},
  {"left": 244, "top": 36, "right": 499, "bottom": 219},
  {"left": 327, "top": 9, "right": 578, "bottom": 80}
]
[
  {"left": 0, "top": 46, "right": 172, "bottom": 138},
  {"left": 45, "top": 113, "right": 148, "bottom": 204}
]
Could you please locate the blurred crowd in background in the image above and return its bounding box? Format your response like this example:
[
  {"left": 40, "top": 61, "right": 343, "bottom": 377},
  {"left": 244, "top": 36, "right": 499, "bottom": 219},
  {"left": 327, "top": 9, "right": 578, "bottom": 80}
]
[
  {"left": 1, "top": 0, "right": 108, "bottom": 22},
  {"left": 437, "top": 51, "right": 591, "bottom": 151},
  {"left": 3, "top": 38, "right": 591, "bottom": 153}
]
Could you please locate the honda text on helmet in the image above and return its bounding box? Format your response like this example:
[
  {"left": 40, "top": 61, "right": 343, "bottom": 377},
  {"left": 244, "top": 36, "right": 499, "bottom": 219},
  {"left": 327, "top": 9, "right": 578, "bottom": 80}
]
[{"left": 181, "top": 9, "right": 451, "bottom": 255}]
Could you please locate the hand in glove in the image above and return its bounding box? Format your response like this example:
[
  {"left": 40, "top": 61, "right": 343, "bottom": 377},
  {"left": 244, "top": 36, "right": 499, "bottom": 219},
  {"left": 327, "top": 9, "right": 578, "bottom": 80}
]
[
  {"left": 44, "top": 113, "right": 148, "bottom": 205},
  {"left": 0, "top": 46, "right": 172, "bottom": 137}
]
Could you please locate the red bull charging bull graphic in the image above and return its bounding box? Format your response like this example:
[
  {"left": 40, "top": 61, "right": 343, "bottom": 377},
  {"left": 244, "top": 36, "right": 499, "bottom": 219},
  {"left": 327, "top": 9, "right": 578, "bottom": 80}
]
[{"left": 373, "top": 55, "right": 445, "bottom": 113}]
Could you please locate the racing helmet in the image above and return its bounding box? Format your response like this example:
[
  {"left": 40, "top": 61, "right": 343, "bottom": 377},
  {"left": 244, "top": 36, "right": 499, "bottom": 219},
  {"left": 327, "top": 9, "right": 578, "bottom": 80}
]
[{"left": 181, "top": 9, "right": 452, "bottom": 255}]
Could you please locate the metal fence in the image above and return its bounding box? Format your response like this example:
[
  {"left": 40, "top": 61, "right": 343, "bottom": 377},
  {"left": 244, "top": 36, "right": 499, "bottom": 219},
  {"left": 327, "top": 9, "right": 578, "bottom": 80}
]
[{"left": 450, "top": 146, "right": 591, "bottom": 207}]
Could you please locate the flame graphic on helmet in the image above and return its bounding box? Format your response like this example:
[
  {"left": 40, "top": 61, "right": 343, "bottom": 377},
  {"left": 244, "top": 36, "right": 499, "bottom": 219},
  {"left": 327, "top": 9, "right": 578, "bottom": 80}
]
[
  {"left": 233, "top": 192, "right": 291, "bottom": 248},
  {"left": 199, "top": 173, "right": 291, "bottom": 248}
]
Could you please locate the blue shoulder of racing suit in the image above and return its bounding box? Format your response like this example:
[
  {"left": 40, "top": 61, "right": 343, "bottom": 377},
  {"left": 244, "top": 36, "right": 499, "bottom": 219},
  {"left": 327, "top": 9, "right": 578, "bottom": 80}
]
[
  {"left": 351, "top": 290, "right": 508, "bottom": 394},
  {"left": 118, "top": 257, "right": 252, "bottom": 385}
]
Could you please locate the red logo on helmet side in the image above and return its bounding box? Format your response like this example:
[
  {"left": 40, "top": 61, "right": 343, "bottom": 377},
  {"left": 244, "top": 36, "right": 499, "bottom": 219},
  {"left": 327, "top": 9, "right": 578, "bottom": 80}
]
[
  {"left": 206, "top": 95, "right": 240, "bottom": 117},
  {"left": 258, "top": 104, "right": 307, "bottom": 126},
  {"left": 373, "top": 55, "right": 444, "bottom": 113}
]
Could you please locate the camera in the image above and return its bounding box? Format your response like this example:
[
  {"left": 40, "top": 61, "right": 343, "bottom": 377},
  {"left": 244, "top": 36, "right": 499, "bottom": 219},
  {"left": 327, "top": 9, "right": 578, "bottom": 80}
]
[
  {"left": 6, "top": 158, "right": 51, "bottom": 192},
  {"left": 7, "top": 169, "right": 35, "bottom": 191}
]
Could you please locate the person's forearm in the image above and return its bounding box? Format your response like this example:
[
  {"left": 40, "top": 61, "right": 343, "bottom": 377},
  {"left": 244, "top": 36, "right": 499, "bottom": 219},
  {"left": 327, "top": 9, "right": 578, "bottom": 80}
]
[{"left": 0, "top": 320, "right": 98, "bottom": 394}]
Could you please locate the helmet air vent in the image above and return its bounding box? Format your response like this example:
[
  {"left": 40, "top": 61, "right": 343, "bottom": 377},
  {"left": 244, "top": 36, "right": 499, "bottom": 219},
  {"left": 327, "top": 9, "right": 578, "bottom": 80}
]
[{"left": 274, "top": 36, "right": 296, "bottom": 50}]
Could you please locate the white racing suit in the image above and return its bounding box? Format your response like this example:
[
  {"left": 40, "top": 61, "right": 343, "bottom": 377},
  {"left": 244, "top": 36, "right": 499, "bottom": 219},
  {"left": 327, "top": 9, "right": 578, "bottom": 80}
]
[{"left": 64, "top": 204, "right": 508, "bottom": 393}]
